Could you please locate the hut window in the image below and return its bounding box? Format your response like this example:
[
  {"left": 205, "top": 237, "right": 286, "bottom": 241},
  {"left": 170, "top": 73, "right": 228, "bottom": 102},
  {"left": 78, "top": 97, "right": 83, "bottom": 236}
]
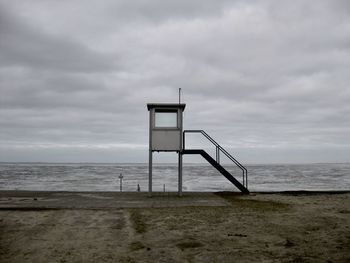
[{"left": 155, "top": 110, "right": 177, "bottom": 128}]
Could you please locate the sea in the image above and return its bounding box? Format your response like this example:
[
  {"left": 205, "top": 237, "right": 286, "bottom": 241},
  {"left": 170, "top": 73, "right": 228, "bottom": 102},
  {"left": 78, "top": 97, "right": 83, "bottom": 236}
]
[{"left": 0, "top": 163, "right": 349, "bottom": 192}]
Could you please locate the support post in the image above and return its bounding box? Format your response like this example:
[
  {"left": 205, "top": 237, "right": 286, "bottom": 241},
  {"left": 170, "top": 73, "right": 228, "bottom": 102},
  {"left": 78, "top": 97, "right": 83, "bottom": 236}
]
[
  {"left": 148, "top": 108, "right": 153, "bottom": 197},
  {"left": 178, "top": 152, "right": 182, "bottom": 196},
  {"left": 149, "top": 150, "right": 152, "bottom": 196}
]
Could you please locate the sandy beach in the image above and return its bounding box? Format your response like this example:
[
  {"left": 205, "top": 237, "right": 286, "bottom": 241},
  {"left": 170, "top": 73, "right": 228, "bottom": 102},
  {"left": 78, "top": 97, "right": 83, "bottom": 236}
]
[{"left": 0, "top": 191, "right": 349, "bottom": 262}]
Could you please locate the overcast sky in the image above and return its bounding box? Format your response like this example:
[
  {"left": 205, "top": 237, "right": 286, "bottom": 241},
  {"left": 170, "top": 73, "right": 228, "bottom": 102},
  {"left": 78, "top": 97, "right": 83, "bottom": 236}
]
[{"left": 0, "top": 0, "right": 349, "bottom": 163}]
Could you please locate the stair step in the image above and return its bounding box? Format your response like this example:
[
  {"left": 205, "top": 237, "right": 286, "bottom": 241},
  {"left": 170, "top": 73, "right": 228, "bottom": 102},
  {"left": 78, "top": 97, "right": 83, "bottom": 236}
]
[{"left": 182, "top": 149, "right": 249, "bottom": 194}]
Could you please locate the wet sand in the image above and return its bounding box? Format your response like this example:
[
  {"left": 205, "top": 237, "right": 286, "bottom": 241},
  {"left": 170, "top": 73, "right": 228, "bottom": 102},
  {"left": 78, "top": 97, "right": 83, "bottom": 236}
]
[{"left": 0, "top": 191, "right": 349, "bottom": 262}]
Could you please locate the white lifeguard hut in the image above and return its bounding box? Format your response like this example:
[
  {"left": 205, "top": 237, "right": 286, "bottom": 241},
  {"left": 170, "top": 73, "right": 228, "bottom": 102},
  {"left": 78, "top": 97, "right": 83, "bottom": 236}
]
[{"left": 147, "top": 103, "right": 186, "bottom": 196}]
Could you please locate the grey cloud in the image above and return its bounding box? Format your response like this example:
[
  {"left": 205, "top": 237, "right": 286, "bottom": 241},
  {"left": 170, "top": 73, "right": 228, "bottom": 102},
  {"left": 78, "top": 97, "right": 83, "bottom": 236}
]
[
  {"left": 0, "top": 0, "right": 349, "bottom": 163},
  {"left": 0, "top": 7, "right": 116, "bottom": 72}
]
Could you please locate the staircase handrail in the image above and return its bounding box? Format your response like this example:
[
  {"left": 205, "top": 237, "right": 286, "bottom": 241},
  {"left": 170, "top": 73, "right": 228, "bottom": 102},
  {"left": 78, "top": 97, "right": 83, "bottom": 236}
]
[{"left": 183, "top": 130, "right": 248, "bottom": 189}]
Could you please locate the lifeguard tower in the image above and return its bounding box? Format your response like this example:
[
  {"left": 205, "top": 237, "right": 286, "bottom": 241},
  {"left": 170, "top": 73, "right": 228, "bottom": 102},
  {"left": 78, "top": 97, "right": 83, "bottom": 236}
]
[
  {"left": 147, "top": 103, "right": 249, "bottom": 196},
  {"left": 147, "top": 103, "right": 186, "bottom": 196}
]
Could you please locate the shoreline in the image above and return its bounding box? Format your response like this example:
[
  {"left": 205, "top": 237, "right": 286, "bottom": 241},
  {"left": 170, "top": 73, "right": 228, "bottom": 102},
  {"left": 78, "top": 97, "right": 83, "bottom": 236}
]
[
  {"left": 1, "top": 190, "right": 349, "bottom": 209},
  {"left": 1, "top": 189, "right": 349, "bottom": 194}
]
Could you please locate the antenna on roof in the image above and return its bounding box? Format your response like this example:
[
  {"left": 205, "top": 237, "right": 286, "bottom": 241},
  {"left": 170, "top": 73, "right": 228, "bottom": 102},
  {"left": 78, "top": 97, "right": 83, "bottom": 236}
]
[{"left": 179, "top": 88, "right": 181, "bottom": 104}]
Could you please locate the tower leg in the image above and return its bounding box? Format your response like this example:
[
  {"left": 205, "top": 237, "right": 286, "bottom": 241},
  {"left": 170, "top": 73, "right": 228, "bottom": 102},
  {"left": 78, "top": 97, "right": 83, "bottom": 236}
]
[
  {"left": 149, "top": 150, "right": 152, "bottom": 197},
  {"left": 178, "top": 152, "right": 182, "bottom": 196}
]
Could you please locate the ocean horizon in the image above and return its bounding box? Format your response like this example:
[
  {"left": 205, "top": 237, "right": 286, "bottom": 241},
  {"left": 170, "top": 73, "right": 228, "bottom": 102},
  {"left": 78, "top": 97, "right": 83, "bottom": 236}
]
[{"left": 1, "top": 162, "right": 349, "bottom": 192}]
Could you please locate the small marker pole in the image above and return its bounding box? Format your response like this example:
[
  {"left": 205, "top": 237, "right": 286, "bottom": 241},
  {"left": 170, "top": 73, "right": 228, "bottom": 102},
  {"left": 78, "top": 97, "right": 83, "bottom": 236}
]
[{"left": 119, "top": 173, "right": 123, "bottom": 192}]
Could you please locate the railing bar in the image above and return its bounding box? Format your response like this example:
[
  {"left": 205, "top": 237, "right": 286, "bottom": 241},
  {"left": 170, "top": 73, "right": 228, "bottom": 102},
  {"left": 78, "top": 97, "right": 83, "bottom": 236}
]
[
  {"left": 218, "top": 146, "right": 241, "bottom": 163},
  {"left": 200, "top": 131, "right": 219, "bottom": 146},
  {"left": 218, "top": 147, "right": 220, "bottom": 163},
  {"left": 201, "top": 134, "right": 219, "bottom": 146},
  {"left": 243, "top": 171, "right": 245, "bottom": 187},
  {"left": 216, "top": 142, "right": 248, "bottom": 188},
  {"left": 220, "top": 152, "right": 245, "bottom": 170},
  {"left": 183, "top": 130, "right": 248, "bottom": 189},
  {"left": 184, "top": 130, "right": 219, "bottom": 147},
  {"left": 217, "top": 150, "right": 248, "bottom": 186},
  {"left": 219, "top": 146, "right": 247, "bottom": 172}
]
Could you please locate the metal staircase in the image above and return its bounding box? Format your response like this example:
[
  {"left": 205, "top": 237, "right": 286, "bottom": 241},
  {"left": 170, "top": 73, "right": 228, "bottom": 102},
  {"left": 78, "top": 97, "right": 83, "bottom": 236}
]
[{"left": 182, "top": 130, "right": 249, "bottom": 194}]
